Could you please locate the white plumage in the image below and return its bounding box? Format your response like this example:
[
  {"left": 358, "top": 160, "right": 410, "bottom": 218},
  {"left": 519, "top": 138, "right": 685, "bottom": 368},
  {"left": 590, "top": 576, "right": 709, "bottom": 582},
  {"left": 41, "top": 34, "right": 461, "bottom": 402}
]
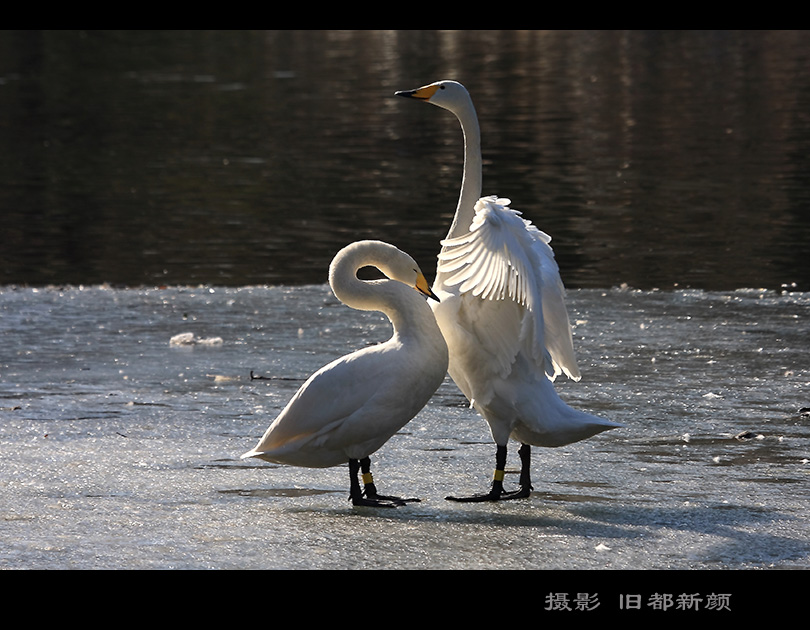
[
  {"left": 242, "top": 240, "right": 449, "bottom": 507},
  {"left": 397, "top": 80, "right": 622, "bottom": 501},
  {"left": 438, "top": 196, "right": 580, "bottom": 383}
]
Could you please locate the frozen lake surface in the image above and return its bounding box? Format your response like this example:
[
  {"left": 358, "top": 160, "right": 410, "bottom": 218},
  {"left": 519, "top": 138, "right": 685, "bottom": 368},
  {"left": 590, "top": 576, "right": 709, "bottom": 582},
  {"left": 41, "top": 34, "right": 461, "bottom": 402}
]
[{"left": 1, "top": 283, "right": 808, "bottom": 572}]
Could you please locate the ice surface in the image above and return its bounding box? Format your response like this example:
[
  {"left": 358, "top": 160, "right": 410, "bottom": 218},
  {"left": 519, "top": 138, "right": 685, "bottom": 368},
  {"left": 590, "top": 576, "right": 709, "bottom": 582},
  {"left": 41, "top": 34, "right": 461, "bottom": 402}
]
[{"left": 1, "top": 284, "right": 808, "bottom": 570}]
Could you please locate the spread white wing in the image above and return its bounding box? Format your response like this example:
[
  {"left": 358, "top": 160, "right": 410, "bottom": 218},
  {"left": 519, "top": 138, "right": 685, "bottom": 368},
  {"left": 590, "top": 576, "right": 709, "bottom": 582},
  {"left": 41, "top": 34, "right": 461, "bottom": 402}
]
[{"left": 437, "top": 196, "right": 581, "bottom": 383}]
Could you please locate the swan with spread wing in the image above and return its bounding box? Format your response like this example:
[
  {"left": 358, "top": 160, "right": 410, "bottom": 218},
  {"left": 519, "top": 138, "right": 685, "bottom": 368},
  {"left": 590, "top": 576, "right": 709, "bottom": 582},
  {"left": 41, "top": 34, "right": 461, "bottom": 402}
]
[{"left": 396, "top": 80, "right": 621, "bottom": 502}]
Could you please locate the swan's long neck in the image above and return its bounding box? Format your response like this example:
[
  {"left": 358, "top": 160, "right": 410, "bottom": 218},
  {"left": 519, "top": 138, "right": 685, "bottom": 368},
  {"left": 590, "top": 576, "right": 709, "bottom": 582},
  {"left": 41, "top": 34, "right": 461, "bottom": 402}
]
[
  {"left": 446, "top": 99, "right": 483, "bottom": 241},
  {"left": 328, "top": 241, "right": 429, "bottom": 337}
]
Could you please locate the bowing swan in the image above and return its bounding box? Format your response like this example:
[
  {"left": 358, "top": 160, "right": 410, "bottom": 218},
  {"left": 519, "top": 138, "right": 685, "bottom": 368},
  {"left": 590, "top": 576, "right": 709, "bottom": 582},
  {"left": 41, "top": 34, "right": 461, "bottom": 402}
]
[
  {"left": 396, "top": 80, "right": 622, "bottom": 501},
  {"left": 241, "top": 240, "right": 449, "bottom": 507}
]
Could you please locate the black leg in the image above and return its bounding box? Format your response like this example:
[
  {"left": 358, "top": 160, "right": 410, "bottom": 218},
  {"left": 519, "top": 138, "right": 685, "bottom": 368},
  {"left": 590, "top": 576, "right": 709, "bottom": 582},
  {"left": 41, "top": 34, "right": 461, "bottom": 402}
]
[
  {"left": 348, "top": 458, "right": 418, "bottom": 508},
  {"left": 447, "top": 443, "right": 534, "bottom": 502},
  {"left": 446, "top": 444, "right": 508, "bottom": 502},
  {"left": 500, "top": 443, "right": 533, "bottom": 499},
  {"left": 359, "top": 457, "right": 420, "bottom": 505},
  {"left": 349, "top": 459, "right": 394, "bottom": 507}
]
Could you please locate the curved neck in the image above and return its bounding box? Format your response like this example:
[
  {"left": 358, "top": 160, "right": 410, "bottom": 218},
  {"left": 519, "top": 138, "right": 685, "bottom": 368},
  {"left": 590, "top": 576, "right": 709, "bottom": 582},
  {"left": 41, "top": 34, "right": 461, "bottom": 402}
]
[
  {"left": 328, "top": 242, "right": 421, "bottom": 335},
  {"left": 446, "top": 100, "right": 483, "bottom": 241}
]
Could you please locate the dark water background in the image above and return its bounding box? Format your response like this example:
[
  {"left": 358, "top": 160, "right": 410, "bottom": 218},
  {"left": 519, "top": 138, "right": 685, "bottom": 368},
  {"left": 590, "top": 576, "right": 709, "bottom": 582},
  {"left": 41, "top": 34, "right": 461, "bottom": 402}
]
[{"left": 2, "top": 30, "right": 809, "bottom": 290}]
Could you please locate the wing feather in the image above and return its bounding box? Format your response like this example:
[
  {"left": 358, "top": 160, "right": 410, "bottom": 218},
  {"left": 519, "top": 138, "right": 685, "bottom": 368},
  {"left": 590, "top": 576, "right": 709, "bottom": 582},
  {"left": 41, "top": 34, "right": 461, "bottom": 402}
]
[{"left": 437, "top": 196, "right": 581, "bottom": 383}]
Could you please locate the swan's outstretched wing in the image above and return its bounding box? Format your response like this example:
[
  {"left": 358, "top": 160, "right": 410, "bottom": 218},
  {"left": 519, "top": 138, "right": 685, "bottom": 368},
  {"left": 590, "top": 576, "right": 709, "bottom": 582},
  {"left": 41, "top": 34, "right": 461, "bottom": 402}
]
[{"left": 437, "top": 196, "right": 581, "bottom": 383}]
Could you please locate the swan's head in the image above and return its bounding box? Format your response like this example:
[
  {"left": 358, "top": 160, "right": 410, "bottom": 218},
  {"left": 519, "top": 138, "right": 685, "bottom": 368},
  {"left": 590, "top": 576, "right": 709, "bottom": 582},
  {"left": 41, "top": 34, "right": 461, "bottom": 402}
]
[
  {"left": 332, "top": 240, "right": 440, "bottom": 303},
  {"left": 395, "top": 80, "right": 473, "bottom": 115},
  {"left": 382, "top": 247, "right": 440, "bottom": 303}
]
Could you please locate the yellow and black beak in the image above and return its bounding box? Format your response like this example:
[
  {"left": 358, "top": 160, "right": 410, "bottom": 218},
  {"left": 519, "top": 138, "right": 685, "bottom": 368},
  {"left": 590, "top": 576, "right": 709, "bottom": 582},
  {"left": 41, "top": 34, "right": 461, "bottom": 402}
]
[
  {"left": 415, "top": 272, "right": 440, "bottom": 302},
  {"left": 395, "top": 84, "right": 439, "bottom": 101}
]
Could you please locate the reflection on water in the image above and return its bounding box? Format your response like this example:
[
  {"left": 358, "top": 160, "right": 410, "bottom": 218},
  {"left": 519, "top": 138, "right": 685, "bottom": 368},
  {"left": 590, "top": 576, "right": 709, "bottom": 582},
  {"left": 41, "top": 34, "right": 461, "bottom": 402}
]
[{"left": 1, "top": 30, "right": 809, "bottom": 290}]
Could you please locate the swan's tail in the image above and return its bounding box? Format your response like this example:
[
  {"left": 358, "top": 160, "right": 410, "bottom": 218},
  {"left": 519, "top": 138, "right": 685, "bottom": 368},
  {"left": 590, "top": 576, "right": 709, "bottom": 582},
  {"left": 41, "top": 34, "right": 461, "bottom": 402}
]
[{"left": 496, "top": 375, "right": 622, "bottom": 448}]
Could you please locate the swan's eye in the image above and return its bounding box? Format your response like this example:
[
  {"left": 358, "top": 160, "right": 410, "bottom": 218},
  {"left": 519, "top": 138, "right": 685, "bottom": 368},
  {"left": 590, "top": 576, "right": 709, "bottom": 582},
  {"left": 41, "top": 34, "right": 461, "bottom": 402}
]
[{"left": 440, "top": 85, "right": 445, "bottom": 90}]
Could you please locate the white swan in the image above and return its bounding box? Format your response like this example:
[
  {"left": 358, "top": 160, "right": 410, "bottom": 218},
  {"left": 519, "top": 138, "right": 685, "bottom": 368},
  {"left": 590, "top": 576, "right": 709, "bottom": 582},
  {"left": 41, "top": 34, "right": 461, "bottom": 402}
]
[
  {"left": 241, "top": 240, "right": 449, "bottom": 507},
  {"left": 396, "top": 80, "right": 622, "bottom": 501}
]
